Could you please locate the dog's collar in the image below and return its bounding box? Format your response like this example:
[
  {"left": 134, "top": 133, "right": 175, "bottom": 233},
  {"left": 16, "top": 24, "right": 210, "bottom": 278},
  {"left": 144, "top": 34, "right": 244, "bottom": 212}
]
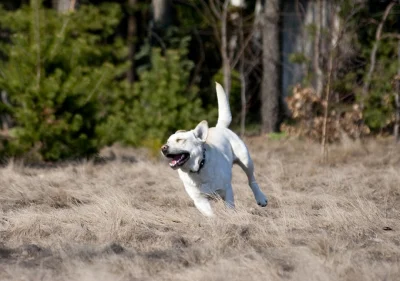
[{"left": 190, "top": 147, "right": 206, "bottom": 174}]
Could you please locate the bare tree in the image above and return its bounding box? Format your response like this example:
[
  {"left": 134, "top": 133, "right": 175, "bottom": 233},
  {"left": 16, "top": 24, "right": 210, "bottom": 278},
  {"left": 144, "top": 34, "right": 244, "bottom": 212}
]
[
  {"left": 320, "top": 1, "right": 364, "bottom": 159},
  {"left": 220, "top": 0, "right": 231, "bottom": 96},
  {"left": 261, "top": 0, "right": 281, "bottom": 133},
  {"left": 205, "top": 0, "right": 232, "bottom": 96},
  {"left": 238, "top": 9, "right": 246, "bottom": 137},
  {"left": 321, "top": 2, "right": 340, "bottom": 160},
  {"left": 321, "top": 35, "right": 334, "bottom": 160},
  {"left": 198, "top": 0, "right": 257, "bottom": 99},
  {"left": 192, "top": 0, "right": 260, "bottom": 136},
  {"left": 313, "top": 0, "right": 324, "bottom": 98},
  {"left": 361, "top": 1, "right": 396, "bottom": 107}
]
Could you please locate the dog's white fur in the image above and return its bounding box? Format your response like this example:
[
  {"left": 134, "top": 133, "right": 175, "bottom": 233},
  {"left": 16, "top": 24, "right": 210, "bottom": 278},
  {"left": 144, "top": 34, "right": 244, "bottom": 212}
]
[{"left": 162, "top": 83, "right": 268, "bottom": 216}]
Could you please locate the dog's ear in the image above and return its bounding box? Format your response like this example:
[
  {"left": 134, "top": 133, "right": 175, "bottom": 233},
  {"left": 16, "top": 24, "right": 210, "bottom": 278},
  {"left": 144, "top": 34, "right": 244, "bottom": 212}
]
[{"left": 193, "top": 120, "right": 208, "bottom": 142}]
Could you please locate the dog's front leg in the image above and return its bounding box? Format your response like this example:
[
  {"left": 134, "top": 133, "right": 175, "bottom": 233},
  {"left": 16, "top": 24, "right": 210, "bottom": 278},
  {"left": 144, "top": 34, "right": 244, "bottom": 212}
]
[
  {"left": 184, "top": 184, "right": 214, "bottom": 217},
  {"left": 193, "top": 196, "right": 214, "bottom": 217},
  {"left": 224, "top": 184, "right": 235, "bottom": 209}
]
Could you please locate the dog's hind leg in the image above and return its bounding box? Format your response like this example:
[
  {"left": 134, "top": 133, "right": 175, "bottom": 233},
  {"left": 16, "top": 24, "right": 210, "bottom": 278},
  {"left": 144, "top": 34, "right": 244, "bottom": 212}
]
[{"left": 233, "top": 143, "right": 268, "bottom": 207}]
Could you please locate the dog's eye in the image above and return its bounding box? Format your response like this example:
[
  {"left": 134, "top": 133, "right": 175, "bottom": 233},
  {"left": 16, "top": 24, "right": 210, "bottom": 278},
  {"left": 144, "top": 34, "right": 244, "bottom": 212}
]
[{"left": 176, "top": 138, "right": 185, "bottom": 143}]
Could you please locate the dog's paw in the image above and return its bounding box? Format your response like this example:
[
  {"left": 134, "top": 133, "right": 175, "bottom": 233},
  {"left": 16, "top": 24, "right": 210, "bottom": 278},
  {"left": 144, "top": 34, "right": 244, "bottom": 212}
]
[{"left": 256, "top": 194, "right": 268, "bottom": 207}]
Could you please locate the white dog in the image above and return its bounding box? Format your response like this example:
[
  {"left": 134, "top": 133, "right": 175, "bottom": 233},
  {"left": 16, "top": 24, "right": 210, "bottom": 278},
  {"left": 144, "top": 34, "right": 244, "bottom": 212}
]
[{"left": 161, "top": 83, "right": 268, "bottom": 216}]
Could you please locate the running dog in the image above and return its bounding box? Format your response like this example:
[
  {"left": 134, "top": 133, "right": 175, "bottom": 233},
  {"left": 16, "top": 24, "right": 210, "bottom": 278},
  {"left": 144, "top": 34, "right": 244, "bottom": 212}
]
[{"left": 161, "top": 83, "right": 268, "bottom": 216}]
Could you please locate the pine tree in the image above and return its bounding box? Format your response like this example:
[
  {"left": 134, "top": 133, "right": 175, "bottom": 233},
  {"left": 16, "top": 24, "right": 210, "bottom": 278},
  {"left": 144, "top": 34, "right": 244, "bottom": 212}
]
[
  {"left": 98, "top": 38, "right": 206, "bottom": 154},
  {"left": 0, "top": 2, "right": 128, "bottom": 160}
]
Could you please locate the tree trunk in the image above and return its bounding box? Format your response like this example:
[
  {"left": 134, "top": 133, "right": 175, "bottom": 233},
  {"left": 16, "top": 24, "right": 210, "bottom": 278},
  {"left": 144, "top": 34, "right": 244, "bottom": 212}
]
[
  {"left": 239, "top": 9, "right": 246, "bottom": 137},
  {"left": 253, "top": 0, "right": 263, "bottom": 41},
  {"left": 231, "top": 0, "right": 245, "bottom": 7},
  {"left": 152, "top": 0, "right": 172, "bottom": 28},
  {"left": 321, "top": 40, "right": 334, "bottom": 161},
  {"left": 221, "top": 0, "right": 231, "bottom": 97},
  {"left": 127, "top": 0, "right": 137, "bottom": 85},
  {"left": 395, "top": 39, "right": 400, "bottom": 142},
  {"left": 261, "top": 0, "right": 281, "bottom": 133},
  {"left": 0, "top": 91, "right": 12, "bottom": 132},
  {"left": 52, "top": 0, "right": 75, "bottom": 12},
  {"left": 313, "top": 0, "right": 323, "bottom": 97},
  {"left": 151, "top": 0, "right": 171, "bottom": 50}
]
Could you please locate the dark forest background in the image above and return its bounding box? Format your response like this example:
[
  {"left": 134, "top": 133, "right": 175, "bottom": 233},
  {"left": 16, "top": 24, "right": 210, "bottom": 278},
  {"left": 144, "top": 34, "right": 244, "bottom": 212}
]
[{"left": 0, "top": 0, "right": 399, "bottom": 161}]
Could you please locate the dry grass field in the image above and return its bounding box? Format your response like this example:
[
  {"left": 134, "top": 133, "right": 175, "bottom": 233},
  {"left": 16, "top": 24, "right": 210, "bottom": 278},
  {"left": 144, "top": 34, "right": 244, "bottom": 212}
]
[{"left": 0, "top": 137, "right": 399, "bottom": 281}]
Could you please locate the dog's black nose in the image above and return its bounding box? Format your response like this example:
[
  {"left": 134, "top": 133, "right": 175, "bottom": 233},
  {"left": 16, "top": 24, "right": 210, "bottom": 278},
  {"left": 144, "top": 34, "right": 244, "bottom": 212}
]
[{"left": 161, "top": 144, "right": 168, "bottom": 154}]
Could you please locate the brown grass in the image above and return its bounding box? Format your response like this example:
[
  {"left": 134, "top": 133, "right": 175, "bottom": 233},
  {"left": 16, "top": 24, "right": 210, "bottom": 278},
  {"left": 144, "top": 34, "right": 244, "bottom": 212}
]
[{"left": 0, "top": 138, "right": 399, "bottom": 281}]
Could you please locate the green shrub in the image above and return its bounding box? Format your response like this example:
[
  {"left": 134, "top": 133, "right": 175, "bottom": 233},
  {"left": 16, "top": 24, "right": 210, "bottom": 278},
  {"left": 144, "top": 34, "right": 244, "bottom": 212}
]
[
  {"left": 0, "top": 2, "right": 128, "bottom": 160},
  {"left": 98, "top": 39, "right": 206, "bottom": 153},
  {"left": 362, "top": 39, "right": 397, "bottom": 131}
]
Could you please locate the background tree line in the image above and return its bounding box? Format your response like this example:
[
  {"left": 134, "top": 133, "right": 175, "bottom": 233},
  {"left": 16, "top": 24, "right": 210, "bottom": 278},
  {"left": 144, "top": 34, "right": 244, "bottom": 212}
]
[{"left": 0, "top": 0, "right": 399, "bottom": 161}]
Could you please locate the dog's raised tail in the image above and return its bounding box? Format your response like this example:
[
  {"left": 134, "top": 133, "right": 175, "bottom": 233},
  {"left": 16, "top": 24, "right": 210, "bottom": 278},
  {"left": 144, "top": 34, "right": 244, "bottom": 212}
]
[{"left": 215, "top": 82, "right": 232, "bottom": 128}]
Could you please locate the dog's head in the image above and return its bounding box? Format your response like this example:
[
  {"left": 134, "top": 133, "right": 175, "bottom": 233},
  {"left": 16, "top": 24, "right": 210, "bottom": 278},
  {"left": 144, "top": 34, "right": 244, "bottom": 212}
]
[{"left": 161, "top": 120, "right": 208, "bottom": 172}]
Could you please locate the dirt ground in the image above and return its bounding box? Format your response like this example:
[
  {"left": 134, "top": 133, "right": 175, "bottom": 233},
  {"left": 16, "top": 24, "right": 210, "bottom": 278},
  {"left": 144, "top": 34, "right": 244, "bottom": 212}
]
[{"left": 0, "top": 137, "right": 399, "bottom": 281}]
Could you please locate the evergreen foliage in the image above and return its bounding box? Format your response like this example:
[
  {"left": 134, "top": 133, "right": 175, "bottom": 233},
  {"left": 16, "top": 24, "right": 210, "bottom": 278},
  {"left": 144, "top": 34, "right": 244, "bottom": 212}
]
[
  {"left": 0, "top": 2, "right": 128, "bottom": 160},
  {"left": 0, "top": 0, "right": 399, "bottom": 161},
  {"left": 0, "top": 2, "right": 206, "bottom": 160},
  {"left": 98, "top": 39, "right": 206, "bottom": 153}
]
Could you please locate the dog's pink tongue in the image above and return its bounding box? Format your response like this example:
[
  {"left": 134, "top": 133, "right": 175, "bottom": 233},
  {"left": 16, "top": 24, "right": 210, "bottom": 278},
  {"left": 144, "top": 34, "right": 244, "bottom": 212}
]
[{"left": 169, "top": 154, "right": 182, "bottom": 167}]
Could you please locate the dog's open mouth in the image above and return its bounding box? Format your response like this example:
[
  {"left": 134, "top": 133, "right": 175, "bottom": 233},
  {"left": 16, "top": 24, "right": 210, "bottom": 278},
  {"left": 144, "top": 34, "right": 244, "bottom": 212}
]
[{"left": 166, "top": 153, "right": 190, "bottom": 168}]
